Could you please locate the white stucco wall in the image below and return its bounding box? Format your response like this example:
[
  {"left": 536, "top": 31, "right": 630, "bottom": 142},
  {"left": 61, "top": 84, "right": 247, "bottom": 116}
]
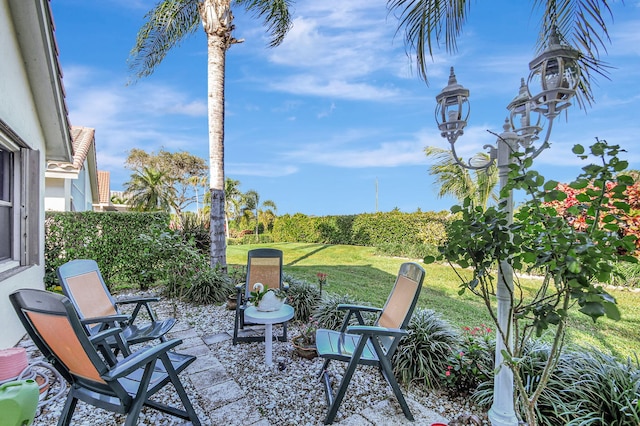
[
  {"left": 0, "top": 1, "right": 50, "bottom": 349},
  {"left": 44, "top": 177, "right": 68, "bottom": 211}
]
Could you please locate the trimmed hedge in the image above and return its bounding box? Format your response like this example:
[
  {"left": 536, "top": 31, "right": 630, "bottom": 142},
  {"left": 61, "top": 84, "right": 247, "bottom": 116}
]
[
  {"left": 271, "top": 211, "right": 452, "bottom": 257},
  {"left": 45, "top": 211, "right": 170, "bottom": 289}
]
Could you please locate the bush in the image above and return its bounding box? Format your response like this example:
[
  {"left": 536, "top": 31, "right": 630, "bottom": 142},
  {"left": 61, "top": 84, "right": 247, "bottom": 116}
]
[
  {"left": 284, "top": 273, "right": 321, "bottom": 322},
  {"left": 392, "top": 309, "right": 460, "bottom": 388},
  {"left": 441, "top": 324, "right": 494, "bottom": 395},
  {"left": 174, "top": 212, "right": 210, "bottom": 255},
  {"left": 313, "top": 293, "right": 367, "bottom": 330},
  {"left": 612, "top": 260, "right": 640, "bottom": 288},
  {"left": 183, "top": 265, "right": 234, "bottom": 305},
  {"left": 537, "top": 348, "right": 640, "bottom": 426}
]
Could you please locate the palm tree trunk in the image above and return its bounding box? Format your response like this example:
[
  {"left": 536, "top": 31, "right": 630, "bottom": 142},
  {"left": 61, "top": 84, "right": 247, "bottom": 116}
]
[{"left": 207, "top": 30, "right": 227, "bottom": 269}]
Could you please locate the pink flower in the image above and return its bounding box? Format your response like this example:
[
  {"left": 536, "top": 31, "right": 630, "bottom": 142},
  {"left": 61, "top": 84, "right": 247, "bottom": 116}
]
[{"left": 445, "top": 371, "right": 451, "bottom": 377}]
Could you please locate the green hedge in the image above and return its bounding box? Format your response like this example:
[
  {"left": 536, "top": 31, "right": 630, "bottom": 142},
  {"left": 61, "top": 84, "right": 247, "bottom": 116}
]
[
  {"left": 271, "top": 211, "right": 452, "bottom": 257},
  {"left": 44, "top": 211, "right": 170, "bottom": 289}
]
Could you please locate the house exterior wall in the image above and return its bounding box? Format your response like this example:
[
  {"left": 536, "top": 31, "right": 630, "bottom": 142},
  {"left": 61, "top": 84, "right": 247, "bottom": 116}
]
[
  {"left": 0, "top": 0, "right": 71, "bottom": 349},
  {"left": 44, "top": 176, "right": 69, "bottom": 211}
]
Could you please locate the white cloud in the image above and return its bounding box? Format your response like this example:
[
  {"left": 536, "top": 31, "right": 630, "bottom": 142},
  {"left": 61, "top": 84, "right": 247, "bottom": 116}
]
[{"left": 228, "top": 163, "right": 298, "bottom": 177}]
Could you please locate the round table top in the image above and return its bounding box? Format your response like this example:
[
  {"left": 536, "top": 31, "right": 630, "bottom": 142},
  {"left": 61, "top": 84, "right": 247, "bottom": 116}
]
[{"left": 244, "top": 304, "right": 294, "bottom": 324}]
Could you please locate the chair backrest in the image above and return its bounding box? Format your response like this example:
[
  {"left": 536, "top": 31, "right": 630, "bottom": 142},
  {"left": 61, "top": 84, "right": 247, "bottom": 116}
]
[
  {"left": 57, "top": 259, "right": 118, "bottom": 320},
  {"left": 9, "top": 289, "right": 119, "bottom": 397},
  {"left": 245, "top": 248, "right": 283, "bottom": 298},
  {"left": 375, "top": 262, "right": 425, "bottom": 354}
]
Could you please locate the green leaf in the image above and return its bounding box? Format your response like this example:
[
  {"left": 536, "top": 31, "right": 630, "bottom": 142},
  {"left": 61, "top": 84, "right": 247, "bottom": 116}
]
[
  {"left": 603, "top": 302, "right": 621, "bottom": 321},
  {"left": 423, "top": 255, "right": 435, "bottom": 264},
  {"left": 572, "top": 144, "right": 585, "bottom": 155},
  {"left": 543, "top": 180, "right": 559, "bottom": 191},
  {"left": 579, "top": 302, "right": 605, "bottom": 322}
]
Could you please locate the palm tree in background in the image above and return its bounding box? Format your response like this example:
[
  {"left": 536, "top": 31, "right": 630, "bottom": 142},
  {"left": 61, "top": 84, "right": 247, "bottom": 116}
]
[
  {"left": 129, "top": 0, "right": 294, "bottom": 269},
  {"left": 224, "top": 177, "right": 243, "bottom": 238},
  {"left": 388, "top": 0, "right": 614, "bottom": 105},
  {"left": 124, "top": 167, "right": 176, "bottom": 212},
  {"left": 425, "top": 146, "right": 498, "bottom": 210},
  {"left": 242, "top": 189, "right": 277, "bottom": 239}
]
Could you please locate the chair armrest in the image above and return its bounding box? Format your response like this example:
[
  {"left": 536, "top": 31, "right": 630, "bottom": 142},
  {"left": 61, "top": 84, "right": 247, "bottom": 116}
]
[
  {"left": 337, "top": 304, "right": 382, "bottom": 313},
  {"left": 103, "top": 339, "right": 183, "bottom": 380},
  {"left": 116, "top": 296, "right": 160, "bottom": 304},
  {"left": 81, "top": 315, "right": 131, "bottom": 326},
  {"left": 235, "top": 283, "right": 244, "bottom": 293},
  {"left": 346, "top": 325, "right": 408, "bottom": 338},
  {"left": 88, "top": 327, "right": 124, "bottom": 345}
]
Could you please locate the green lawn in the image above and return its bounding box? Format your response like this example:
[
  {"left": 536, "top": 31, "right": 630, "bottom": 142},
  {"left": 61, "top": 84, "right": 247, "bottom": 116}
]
[{"left": 228, "top": 242, "right": 640, "bottom": 360}]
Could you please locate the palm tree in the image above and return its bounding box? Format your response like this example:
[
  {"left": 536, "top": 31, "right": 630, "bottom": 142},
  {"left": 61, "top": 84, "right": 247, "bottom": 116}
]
[
  {"left": 388, "top": 0, "right": 613, "bottom": 104},
  {"left": 124, "top": 167, "right": 176, "bottom": 212},
  {"left": 242, "top": 189, "right": 276, "bottom": 239},
  {"left": 425, "top": 146, "right": 498, "bottom": 210},
  {"left": 224, "top": 177, "right": 243, "bottom": 238},
  {"left": 129, "top": 0, "right": 294, "bottom": 269}
]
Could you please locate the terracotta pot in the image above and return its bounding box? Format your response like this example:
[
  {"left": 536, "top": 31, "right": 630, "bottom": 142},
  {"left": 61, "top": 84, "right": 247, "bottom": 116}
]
[
  {"left": 292, "top": 335, "right": 318, "bottom": 360},
  {"left": 226, "top": 295, "right": 237, "bottom": 310}
]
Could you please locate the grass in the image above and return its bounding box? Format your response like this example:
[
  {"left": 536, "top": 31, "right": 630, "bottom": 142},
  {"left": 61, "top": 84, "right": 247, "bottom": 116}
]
[{"left": 228, "top": 242, "right": 640, "bottom": 360}]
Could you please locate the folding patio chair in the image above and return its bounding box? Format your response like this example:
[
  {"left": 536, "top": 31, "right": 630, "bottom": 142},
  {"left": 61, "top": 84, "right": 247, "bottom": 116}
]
[
  {"left": 9, "top": 289, "right": 201, "bottom": 426},
  {"left": 57, "top": 259, "right": 176, "bottom": 349},
  {"left": 315, "top": 262, "right": 425, "bottom": 424},
  {"left": 233, "top": 248, "right": 289, "bottom": 345}
]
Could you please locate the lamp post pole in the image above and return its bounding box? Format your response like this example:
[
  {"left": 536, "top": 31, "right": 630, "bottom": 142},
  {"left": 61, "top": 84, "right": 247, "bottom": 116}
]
[
  {"left": 489, "top": 126, "right": 519, "bottom": 426},
  {"left": 433, "top": 28, "right": 581, "bottom": 426}
]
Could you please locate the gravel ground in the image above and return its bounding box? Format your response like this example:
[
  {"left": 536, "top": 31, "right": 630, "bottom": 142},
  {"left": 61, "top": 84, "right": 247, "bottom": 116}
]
[{"left": 21, "top": 293, "right": 488, "bottom": 425}]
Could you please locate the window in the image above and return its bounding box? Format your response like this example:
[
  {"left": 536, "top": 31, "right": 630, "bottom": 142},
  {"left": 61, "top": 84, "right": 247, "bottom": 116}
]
[
  {"left": 0, "top": 148, "right": 12, "bottom": 261},
  {"left": 0, "top": 121, "right": 40, "bottom": 274}
]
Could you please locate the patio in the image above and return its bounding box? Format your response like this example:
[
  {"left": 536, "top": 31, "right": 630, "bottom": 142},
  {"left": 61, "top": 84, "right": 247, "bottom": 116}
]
[{"left": 21, "top": 293, "right": 486, "bottom": 425}]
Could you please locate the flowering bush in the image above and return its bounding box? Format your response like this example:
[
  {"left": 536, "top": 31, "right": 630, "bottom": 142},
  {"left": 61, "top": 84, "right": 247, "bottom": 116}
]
[{"left": 442, "top": 325, "right": 494, "bottom": 395}]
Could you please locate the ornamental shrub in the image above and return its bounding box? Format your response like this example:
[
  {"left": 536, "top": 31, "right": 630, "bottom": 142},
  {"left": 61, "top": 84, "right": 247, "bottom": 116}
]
[
  {"left": 441, "top": 324, "right": 494, "bottom": 395},
  {"left": 392, "top": 309, "right": 460, "bottom": 388},
  {"left": 284, "top": 273, "right": 321, "bottom": 322},
  {"left": 312, "top": 293, "right": 366, "bottom": 330}
]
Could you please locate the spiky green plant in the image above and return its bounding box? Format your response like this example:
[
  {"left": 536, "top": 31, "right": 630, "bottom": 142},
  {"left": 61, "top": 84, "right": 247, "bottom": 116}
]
[{"left": 393, "top": 308, "right": 460, "bottom": 388}]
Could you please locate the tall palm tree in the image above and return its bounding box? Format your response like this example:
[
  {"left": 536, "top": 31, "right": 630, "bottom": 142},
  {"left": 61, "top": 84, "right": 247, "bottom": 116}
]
[
  {"left": 129, "top": 0, "right": 294, "bottom": 269},
  {"left": 124, "top": 167, "right": 176, "bottom": 212},
  {"left": 388, "top": 0, "right": 613, "bottom": 104},
  {"left": 425, "top": 146, "right": 498, "bottom": 210}
]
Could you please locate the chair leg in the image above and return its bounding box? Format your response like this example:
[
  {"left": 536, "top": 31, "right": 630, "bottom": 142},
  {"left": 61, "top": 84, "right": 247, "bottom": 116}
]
[
  {"left": 124, "top": 361, "right": 155, "bottom": 426},
  {"left": 163, "top": 357, "right": 202, "bottom": 426},
  {"left": 323, "top": 339, "right": 368, "bottom": 425},
  {"left": 58, "top": 393, "right": 78, "bottom": 426},
  {"left": 373, "top": 341, "right": 414, "bottom": 421}
]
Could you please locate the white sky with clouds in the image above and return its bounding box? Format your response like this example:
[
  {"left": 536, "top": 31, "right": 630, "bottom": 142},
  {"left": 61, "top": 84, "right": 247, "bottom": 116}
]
[{"left": 50, "top": 0, "right": 640, "bottom": 215}]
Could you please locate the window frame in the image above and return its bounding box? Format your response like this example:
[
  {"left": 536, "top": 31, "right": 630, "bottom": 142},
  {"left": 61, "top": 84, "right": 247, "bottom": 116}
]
[{"left": 0, "top": 120, "right": 40, "bottom": 275}]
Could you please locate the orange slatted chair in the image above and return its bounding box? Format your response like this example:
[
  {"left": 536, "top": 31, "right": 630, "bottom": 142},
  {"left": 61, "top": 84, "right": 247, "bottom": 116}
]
[
  {"left": 315, "top": 262, "right": 425, "bottom": 424},
  {"left": 57, "top": 259, "right": 176, "bottom": 349},
  {"left": 9, "top": 289, "right": 201, "bottom": 426}
]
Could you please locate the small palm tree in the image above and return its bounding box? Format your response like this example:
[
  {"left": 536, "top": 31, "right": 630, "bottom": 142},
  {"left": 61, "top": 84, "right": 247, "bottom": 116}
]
[
  {"left": 129, "top": 0, "right": 295, "bottom": 269},
  {"left": 124, "top": 167, "right": 176, "bottom": 212},
  {"left": 425, "top": 146, "right": 498, "bottom": 210},
  {"left": 242, "top": 189, "right": 276, "bottom": 239}
]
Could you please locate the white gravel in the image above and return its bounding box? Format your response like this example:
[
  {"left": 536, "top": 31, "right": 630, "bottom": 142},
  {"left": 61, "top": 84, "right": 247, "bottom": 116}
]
[{"left": 21, "top": 293, "right": 488, "bottom": 425}]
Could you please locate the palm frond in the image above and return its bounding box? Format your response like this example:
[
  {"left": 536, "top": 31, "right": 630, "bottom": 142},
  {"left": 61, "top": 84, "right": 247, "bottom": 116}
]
[
  {"left": 234, "top": 0, "right": 293, "bottom": 47},
  {"left": 533, "top": 0, "right": 614, "bottom": 107},
  {"left": 388, "top": 0, "right": 471, "bottom": 82},
  {"left": 128, "top": 0, "right": 201, "bottom": 81}
]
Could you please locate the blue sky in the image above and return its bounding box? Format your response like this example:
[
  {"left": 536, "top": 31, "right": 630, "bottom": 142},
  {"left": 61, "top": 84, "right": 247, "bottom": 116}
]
[{"left": 50, "top": 0, "right": 640, "bottom": 216}]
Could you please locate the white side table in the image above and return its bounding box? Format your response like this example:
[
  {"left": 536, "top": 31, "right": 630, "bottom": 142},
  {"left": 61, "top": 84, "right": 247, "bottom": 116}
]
[{"left": 244, "top": 304, "right": 295, "bottom": 366}]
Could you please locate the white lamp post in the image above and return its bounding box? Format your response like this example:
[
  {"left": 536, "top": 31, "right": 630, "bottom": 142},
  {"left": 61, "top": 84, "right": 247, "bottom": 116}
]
[{"left": 434, "top": 29, "right": 580, "bottom": 426}]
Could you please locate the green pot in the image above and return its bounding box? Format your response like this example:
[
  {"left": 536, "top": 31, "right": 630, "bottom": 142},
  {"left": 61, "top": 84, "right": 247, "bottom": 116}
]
[{"left": 0, "top": 379, "right": 39, "bottom": 426}]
